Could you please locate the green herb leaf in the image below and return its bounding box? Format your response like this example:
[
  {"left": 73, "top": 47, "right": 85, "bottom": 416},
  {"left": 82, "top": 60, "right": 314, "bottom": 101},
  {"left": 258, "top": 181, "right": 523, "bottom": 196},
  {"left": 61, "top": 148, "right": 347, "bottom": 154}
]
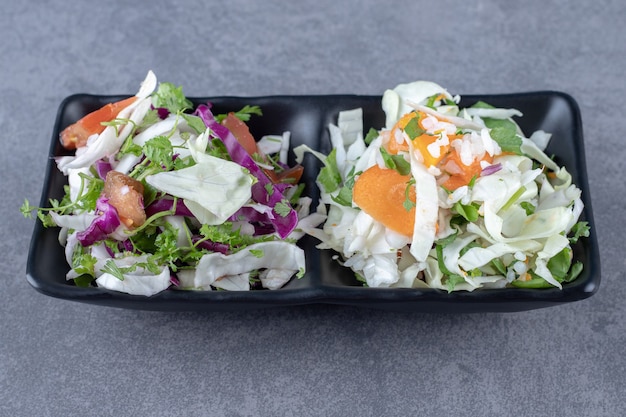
[
  {"left": 565, "top": 261, "right": 583, "bottom": 283},
  {"left": 403, "top": 116, "right": 425, "bottom": 140},
  {"left": 199, "top": 222, "right": 275, "bottom": 251},
  {"left": 453, "top": 201, "right": 480, "bottom": 222},
  {"left": 403, "top": 178, "right": 416, "bottom": 211},
  {"left": 470, "top": 101, "right": 495, "bottom": 109},
  {"left": 249, "top": 249, "right": 264, "bottom": 258},
  {"left": 152, "top": 82, "right": 193, "bottom": 113},
  {"left": 151, "top": 222, "right": 181, "bottom": 271},
  {"left": 274, "top": 200, "right": 292, "bottom": 218},
  {"left": 547, "top": 247, "right": 572, "bottom": 282},
  {"left": 449, "top": 214, "right": 468, "bottom": 228},
  {"left": 72, "top": 248, "right": 97, "bottom": 277},
  {"left": 330, "top": 166, "right": 357, "bottom": 207},
  {"left": 331, "top": 186, "right": 353, "bottom": 207},
  {"left": 317, "top": 148, "right": 342, "bottom": 193},
  {"left": 102, "top": 260, "right": 125, "bottom": 281},
  {"left": 510, "top": 276, "right": 554, "bottom": 288},
  {"left": 73, "top": 275, "right": 95, "bottom": 287},
  {"left": 364, "top": 128, "right": 379, "bottom": 145},
  {"left": 460, "top": 241, "right": 481, "bottom": 258},
  {"left": 206, "top": 138, "right": 231, "bottom": 161},
  {"left": 380, "top": 147, "right": 411, "bottom": 176},
  {"left": 144, "top": 135, "right": 174, "bottom": 170},
  {"left": 287, "top": 183, "right": 305, "bottom": 205},
  {"left": 436, "top": 229, "right": 459, "bottom": 248},
  {"left": 425, "top": 93, "right": 443, "bottom": 109},
  {"left": 101, "top": 117, "right": 136, "bottom": 137},
  {"left": 214, "top": 105, "right": 263, "bottom": 123},
  {"left": 491, "top": 258, "right": 507, "bottom": 275},
  {"left": 173, "top": 155, "right": 195, "bottom": 171},
  {"left": 120, "top": 135, "right": 143, "bottom": 156},
  {"left": 355, "top": 272, "right": 368, "bottom": 286},
  {"left": 520, "top": 201, "right": 536, "bottom": 215},
  {"left": 20, "top": 199, "right": 34, "bottom": 219},
  {"left": 37, "top": 211, "right": 56, "bottom": 227},
  {"left": 136, "top": 109, "right": 161, "bottom": 131},
  {"left": 104, "top": 239, "right": 122, "bottom": 256},
  {"left": 445, "top": 274, "right": 467, "bottom": 292},
  {"left": 483, "top": 117, "right": 522, "bottom": 154},
  {"left": 130, "top": 224, "right": 159, "bottom": 254},
  {"left": 435, "top": 244, "right": 466, "bottom": 292},
  {"left": 141, "top": 181, "right": 159, "bottom": 208},
  {"left": 182, "top": 114, "right": 208, "bottom": 134},
  {"left": 569, "top": 221, "right": 590, "bottom": 243},
  {"left": 25, "top": 173, "right": 104, "bottom": 223},
  {"left": 77, "top": 174, "right": 105, "bottom": 212}
]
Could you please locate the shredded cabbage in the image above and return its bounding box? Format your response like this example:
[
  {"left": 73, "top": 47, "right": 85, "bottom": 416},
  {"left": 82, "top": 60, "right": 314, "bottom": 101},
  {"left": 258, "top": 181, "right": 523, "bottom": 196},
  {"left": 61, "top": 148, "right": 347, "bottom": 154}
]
[
  {"left": 27, "top": 71, "right": 314, "bottom": 296},
  {"left": 300, "top": 80, "right": 588, "bottom": 291},
  {"left": 179, "top": 241, "right": 305, "bottom": 290}
]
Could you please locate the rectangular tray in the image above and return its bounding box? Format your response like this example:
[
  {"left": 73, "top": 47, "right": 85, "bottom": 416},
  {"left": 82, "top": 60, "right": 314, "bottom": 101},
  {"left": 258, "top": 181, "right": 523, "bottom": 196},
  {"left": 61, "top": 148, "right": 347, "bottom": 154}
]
[{"left": 26, "top": 92, "right": 600, "bottom": 312}]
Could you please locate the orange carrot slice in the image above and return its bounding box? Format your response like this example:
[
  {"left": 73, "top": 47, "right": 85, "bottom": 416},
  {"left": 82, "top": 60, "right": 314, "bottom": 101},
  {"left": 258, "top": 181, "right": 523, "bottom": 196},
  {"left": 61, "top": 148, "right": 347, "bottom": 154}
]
[
  {"left": 353, "top": 165, "right": 415, "bottom": 237},
  {"left": 60, "top": 96, "right": 138, "bottom": 150}
]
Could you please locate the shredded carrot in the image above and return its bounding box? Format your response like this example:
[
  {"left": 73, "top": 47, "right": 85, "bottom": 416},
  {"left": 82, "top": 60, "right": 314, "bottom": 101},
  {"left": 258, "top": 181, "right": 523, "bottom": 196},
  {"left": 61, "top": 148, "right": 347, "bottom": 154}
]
[
  {"left": 412, "top": 133, "right": 448, "bottom": 167},
  {"left": 60, "top": 96, "right": 138, "bottom": 149},
  {"left": 442, "top": 151, "right": 493, "bottom": 190},
  {"left": 384, "top": 112, "right": 416, "bottom": 154},
  {"left": 384, "top": 111, "right": 461, "bottom": 167},
  {"left": 353, "top": 165, "right": 415, "bottom": 237}
]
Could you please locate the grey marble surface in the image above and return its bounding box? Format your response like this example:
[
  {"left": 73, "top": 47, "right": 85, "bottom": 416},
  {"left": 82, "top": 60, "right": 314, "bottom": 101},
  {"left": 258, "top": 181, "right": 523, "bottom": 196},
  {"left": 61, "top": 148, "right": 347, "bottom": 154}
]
[{"left": 1, "top": 1, "right": 624, "bottom": 416}]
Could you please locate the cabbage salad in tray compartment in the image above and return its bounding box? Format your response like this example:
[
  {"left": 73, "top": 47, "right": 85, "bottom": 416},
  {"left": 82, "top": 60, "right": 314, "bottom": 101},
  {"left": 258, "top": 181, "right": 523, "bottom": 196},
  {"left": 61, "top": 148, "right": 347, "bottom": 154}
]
[
  {"left": 298, "top": 81, "right": 590, "bottom": 292},
  {"left": 22, "top": 71, "right": 324, "bottom": 296}
]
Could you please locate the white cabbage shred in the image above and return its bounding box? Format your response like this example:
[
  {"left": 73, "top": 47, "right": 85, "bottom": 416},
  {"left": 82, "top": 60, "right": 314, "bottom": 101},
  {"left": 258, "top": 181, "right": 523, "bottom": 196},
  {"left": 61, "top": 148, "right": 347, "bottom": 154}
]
[{"left": 178, "top": 241, "right": 305, "bottom": 291}]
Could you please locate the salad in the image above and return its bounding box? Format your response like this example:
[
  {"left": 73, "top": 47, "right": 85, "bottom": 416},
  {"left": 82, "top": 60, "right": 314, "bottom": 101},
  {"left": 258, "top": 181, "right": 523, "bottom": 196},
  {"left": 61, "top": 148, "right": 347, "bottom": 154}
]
[
  {"left": 22, "top": 71, "right": 322, "bottom": 296},
  {"left": 296, "top": 81, "right": 589, "bottom": 291}
]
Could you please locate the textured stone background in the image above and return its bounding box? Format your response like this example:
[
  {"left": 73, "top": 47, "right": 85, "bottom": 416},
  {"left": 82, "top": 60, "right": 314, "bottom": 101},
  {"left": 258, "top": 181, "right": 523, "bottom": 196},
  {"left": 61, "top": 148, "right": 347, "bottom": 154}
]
[{"left": 1, "top": 1, "right": 624, "bottom": 416}]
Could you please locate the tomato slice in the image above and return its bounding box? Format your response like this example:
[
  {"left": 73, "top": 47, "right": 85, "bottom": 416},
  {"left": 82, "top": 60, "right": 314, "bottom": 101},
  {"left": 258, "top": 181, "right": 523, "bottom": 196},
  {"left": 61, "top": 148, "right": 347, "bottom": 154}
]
[
  {"left": 221, "top": 112, "right": 259, "bottom": 156},
  {"left": 60, "top": 96, "right": 137, "bottom": 149}
]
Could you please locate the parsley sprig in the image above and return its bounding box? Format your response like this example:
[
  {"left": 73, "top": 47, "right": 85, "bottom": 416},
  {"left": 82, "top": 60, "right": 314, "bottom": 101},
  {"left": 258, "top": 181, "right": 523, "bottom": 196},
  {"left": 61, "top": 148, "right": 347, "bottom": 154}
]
[
  {"left": 20, "top": 173, "right": 104, "bottom": 226},
  {"left": 214, "top": 105, "right": 263, "bottom": 123}
]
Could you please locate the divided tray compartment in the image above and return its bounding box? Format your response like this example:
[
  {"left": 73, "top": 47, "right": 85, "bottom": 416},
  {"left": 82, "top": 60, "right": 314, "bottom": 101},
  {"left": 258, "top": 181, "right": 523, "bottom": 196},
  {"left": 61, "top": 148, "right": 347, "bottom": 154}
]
[{"left": 26, "top": 93, "right": 600, "bottom": 312}]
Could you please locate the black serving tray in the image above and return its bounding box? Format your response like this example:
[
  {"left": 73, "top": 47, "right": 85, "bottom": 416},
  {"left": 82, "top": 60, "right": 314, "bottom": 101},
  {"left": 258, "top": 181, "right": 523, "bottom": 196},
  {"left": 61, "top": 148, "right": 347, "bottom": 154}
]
[{"left": 26, "top": 92, "right": 600, "bottom": 312}]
